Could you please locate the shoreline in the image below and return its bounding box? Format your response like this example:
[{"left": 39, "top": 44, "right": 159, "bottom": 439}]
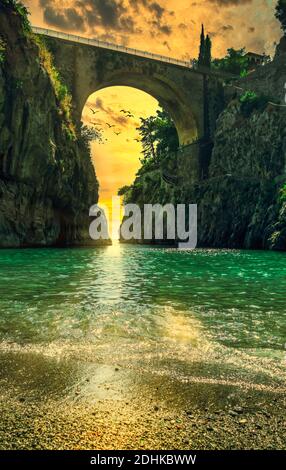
[
  {"left": 0, "top": 386, "right": 285, "bottom": 450},
  {"left": 0, "top": 345, "right": 285, "bottom": 450}
]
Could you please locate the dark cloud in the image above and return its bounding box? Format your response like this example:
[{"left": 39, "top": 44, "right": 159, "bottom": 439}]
[
  {"left": 95, "top": 97, "right": 104, "bottom": 110},
  {"left": 178, "top": 22, "right": 188, "bottom": 30},
  {"left": 157, "top": 23, "right": 172, "bottom": 35},
  {"left": 41, "top": 6, "right": 84, "bottom": 31},
  {"left": 149, "top": 2, "right": 165, "bottom": 20},
  {"left": 39, "top": 0, "right": 136, "bottom": 33},
  {"left": 129, "top": 0, "right": 173, "bottom": 36},
  {"left": 39, "top": 0, "right": 173, "bottom": 38},
  {"left": 221, "top": 24, "right": 234, "bottom": 31},
  {"left": 82, "top": 0, "right": 127, "bottom": 29},
  {"left": 207, "top": 0, "right": 252, "bottom": 5}
]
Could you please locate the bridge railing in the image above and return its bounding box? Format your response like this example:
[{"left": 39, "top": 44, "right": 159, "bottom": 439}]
[{"left": 32, "top": 26, "right": 194, "bottom": 69}]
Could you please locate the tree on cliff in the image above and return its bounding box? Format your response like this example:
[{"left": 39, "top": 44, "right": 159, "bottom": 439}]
[
  {"left": 198, "top": 24, "right": 205, "bottom": 66},
  {"left": 118, "top": 110, "right": 178, "bottom": 200},
  {"left": 198, "top": 25, "right": 212, "bottom": 68},
  {"left": 204, "top": 35, "right": 212, "bottom": 68},
  {"left": 212, "top": 48, "right": 249, "bottom": 76},
  {"left": 275, "top": 0, "right": 286, "bottom": 33},
  {"left": 136, "top": 110, "right": 179, "bottom": 166}
]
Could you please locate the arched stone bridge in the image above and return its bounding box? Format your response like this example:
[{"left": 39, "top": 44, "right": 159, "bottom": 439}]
[{"left": 33, "top": 27, "right": 226, "bottom": 180}]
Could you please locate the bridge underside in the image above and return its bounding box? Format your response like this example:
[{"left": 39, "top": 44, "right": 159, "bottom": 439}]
[{"left": 43, "top": 36, "right": 206, "bottom": 146}]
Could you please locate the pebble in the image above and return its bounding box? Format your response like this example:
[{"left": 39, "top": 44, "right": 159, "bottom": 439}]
[{"left": 233, "top": 406, "right": 243, "bottom": 414}]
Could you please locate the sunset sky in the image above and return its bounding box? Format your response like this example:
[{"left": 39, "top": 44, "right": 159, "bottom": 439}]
[{"left": 23, "top": 0, "right": 281, "bottom": 206}]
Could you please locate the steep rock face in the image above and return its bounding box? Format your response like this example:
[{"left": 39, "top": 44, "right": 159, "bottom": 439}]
[
  {"left": 121, "top": 51, "right": 286, "bottom": 250},
  {"left": 0, "top": 3, "right": 100, "bottom": 247},
  {"left": 210, "top": 102, "right": 286, "bottom": 179},
  {"left": 191, "top": 98, "right": 286, "bottom": 250}
]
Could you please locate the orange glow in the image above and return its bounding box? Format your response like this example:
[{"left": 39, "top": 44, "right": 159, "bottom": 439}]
[
  {"left": 82, "top": 87, "right": 159, "bottom": 206},
  {"left": 24, "top": 0, "right": 282, "bottom": 212}
]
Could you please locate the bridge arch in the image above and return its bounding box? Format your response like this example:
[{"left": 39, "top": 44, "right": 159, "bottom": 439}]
[
  {"left": 78, "top": 72, "right": 199, "bottom": 146},
  {"left": 39, "top": 30, "right": 205, "bottom": 146}
]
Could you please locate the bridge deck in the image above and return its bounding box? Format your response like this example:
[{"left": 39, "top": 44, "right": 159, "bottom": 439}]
[{"left": 32, "top": 26, "right": 194, "bottom": 69}]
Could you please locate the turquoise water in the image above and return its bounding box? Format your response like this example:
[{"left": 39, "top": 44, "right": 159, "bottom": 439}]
[
  {"left": 0, "top": 244, "right": 285, "bottom": 349},
  {"left": 0, "top": 244, "right": 285, "bottom": 404}
]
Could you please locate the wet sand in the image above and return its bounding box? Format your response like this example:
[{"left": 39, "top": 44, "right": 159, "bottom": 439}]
[{"left": 0, "top": 347, "right": 285, "bottom": 450}]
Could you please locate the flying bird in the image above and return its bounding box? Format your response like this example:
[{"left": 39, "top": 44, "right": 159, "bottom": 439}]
[
  {"left": 106, "top": 123, "right": 115, "bottom": 128},
  {"left": 90, "top": 108, "right": 99, "bottom": 115},
  {"left": 114, "top": 131, "right": 121, "bottom": 135},
  {"left": 120, "top": 110, "right": 134, "bottom": 117}
]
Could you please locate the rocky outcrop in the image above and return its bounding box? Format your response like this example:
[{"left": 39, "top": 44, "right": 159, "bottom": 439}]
[
  {"left": 122, "top": 45, "right": 286, "bottom": 250},
  {"left": 0, "top": 2, "right": 101, "bottom": 247}
]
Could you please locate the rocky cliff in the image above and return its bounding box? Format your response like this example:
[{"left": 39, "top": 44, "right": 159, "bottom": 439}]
[
  {"left": 188, "top": 99, "right": 286, "bottom": 250},
  {"left": 122, "top": 45, "right": 286, "bottom": 250},
  {"left": 0, "top": 1, "right": 100, "bottom": 247}
]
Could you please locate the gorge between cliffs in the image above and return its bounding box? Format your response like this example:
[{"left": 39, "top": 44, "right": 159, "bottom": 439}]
[
  {"left": 1, "top": 2, "right": 286, "bottom": 250},
  {"left": 0, "top": 0, "right": 286, "bottom": 453}
]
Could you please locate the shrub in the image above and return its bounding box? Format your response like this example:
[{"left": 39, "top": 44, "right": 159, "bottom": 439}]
[
  {"left": 0, "top": 38, "right": 6, "bottom": 64},
  {"left": 280, "top": 184, "right": 286, "bottom": 202},
  {"left": 239, "top": 90, "right": 270, "bottom": 117},
  {"left": 1, "top": 0, "right": 31, "bottom": 33},
  {"left": 62, "top": 123, "right": 76, "bottom": 142},
  {"left": 32, "top": 34, "right": 76, "bottom": 138},
  {"left": 118, "top": 185, "right": 130, "bottom": 197},
  {"left": 212, "top": 48, "right": 249, "bottom": 76},
  {"left": 80, "top": 125, "right": 103, "bottom": 146}
]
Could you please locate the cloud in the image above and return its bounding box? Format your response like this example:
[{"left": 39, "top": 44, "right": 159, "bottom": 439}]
[
  {"left": 38, "top": 0, "right": 172, "bottom": 37},
  {"left": 132, "top": 0, "right": 173, "bottom": 36},
  {"left": 207, "top": 0, "right": 253, "bottom": 5},
  {"left": 42, "top": 5, "right": 85, "bottom": 31},
  {"left": 35, "top": 0, "right": 280, "bottom": 60},
  {"left": 149, "top": 2, "right": 165, "bottom": 20},
  {"left": 39, "top": 0, "right": 137, "bottom": 33},
  {"left": 221, "top": 24, "right": 234, "bottom": 31}
]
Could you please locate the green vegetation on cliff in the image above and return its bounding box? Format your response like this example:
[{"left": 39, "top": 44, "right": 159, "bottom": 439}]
[
  {"left": 120, "top": 72, "right": 286, "bottom": 250},
  {"left": 0, "top": 1, "right": 100, "bottom": 247},
  {"left": 0, "top": 38, "right": 5, "bottom": 64},
  {"left": 0, "top": 0, "right": 31, "bottom": 32},
  {"left": 212, "top": 48, "right": 249, "bottom": 76},
  {"left": 1, "top": 0, "right": 76, "bottom": 138},
  {"left": 119, "top": 109, "right": 178, "bottom": 203},
  {"left": 31, "top": 34, "right": 76, "bottom": 138},
  {"left": 275, "top": 0, "right": 286, "bottom": 33},
  {"left": 239, "top": 91, "right": 272, "bottom": 117},
  {"left": 137, "top": 109, "right": 178, "bottom": 166}
]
